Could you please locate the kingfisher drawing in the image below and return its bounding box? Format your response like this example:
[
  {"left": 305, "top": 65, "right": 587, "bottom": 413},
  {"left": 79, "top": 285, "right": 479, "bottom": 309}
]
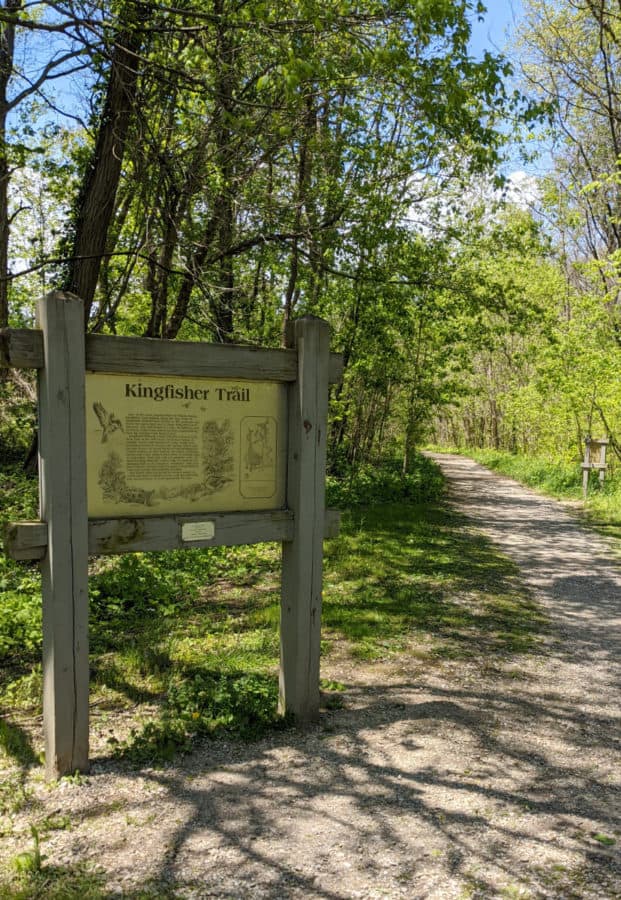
[{"left": 92, "top": 401, "right": 124, "bottom": 443}]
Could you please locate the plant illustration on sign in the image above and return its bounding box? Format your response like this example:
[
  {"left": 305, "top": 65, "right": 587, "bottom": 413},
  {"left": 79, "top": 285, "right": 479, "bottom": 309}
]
[
  {"left": 157, "top": 419, "right": 235, "bottom": 502},
  {"left": 98, "top": 453, "right": 156, "bottom": 506},
  {"left": 202, "top": 420, "right": 235, "bottom": 490},
  {"left": 241, "top": 417, "right": 277, "bottom": 499},
  {"left": 245, "top": 419, "right": 274, "bottom": 473}
]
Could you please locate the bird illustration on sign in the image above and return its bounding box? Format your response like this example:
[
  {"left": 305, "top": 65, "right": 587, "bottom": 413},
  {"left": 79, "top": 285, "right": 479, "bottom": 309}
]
[{"left": 92, "top": 401, "right": 124, "bottom": 443}]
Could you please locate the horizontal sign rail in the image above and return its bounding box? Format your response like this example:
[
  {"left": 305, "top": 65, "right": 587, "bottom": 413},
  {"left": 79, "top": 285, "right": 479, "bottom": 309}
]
[
  {"left": 0, "top": 328, "right": 44, "bottom": 368},
  {"left": 0, "top": 328, "right": 344, "bottom": 384},
  {"left": 5, "top": 508, "right": 341, "bottom": 560}
]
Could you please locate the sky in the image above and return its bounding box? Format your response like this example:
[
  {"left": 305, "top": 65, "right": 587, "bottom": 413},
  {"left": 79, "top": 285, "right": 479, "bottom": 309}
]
[
  {"left": 468, "top": 0, "right": 549, "bottom": 199},
  {"left": 469, "top": 0, "right": 524, "bottom": 59}
]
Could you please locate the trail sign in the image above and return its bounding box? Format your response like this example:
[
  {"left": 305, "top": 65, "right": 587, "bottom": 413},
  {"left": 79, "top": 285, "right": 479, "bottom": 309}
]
[
  {"left": 581, "top": 435, "right": 609, "bottom": 498},
  {"left": 86, "top": 372, "right": 287, "bottom": 517},
  {"left": 2, "top": 292, "right": 342, "bottom": 778}
]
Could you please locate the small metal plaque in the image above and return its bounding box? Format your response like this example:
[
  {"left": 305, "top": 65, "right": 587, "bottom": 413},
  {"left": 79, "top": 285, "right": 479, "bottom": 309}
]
[{"left": 182, "top": 521, "right": 215, "bottom": 542}]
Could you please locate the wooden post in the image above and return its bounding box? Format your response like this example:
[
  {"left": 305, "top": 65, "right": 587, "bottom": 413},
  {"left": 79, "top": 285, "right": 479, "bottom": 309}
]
[
  {"left": 279, "top": 316, "right": 330, "bottom": 721},
  {"left": 598, "top": 439, "right": 608, "bottom": 487},
  {"left": 37, "top": 292, "right": 89, "bottom": 778},
  {"left": 582, "top": 436, "right": 591, "bottom": 499}
]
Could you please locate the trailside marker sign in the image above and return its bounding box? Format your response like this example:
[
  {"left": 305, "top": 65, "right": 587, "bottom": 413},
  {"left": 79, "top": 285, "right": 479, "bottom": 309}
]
[{"left": 2, "top": 292, "right": 342, "bottom": 779}]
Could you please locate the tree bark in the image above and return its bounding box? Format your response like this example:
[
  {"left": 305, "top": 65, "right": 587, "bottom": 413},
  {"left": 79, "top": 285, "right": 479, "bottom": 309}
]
[
  {"left": 62, "top": 17, "right": 142, "bottom": 326},
  {"left": 0, "top": 0, "right": 20, "bottom": 330}
]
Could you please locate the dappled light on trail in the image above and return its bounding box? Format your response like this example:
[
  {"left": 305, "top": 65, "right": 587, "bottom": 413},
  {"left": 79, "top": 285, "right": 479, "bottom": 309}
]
[{"left": 433, "top": 453, "right": 621, "bottom": 694}]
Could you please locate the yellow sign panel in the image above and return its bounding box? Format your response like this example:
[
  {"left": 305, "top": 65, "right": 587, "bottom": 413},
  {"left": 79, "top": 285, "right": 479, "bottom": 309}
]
[{"left": 86, "top": 373, "right": 287, "bottom": 518}]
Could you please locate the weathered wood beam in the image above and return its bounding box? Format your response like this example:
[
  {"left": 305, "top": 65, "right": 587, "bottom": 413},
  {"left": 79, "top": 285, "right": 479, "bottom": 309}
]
[
  {"left": 0, "top": 328, "right": 44, "bottom": 368},
  {"left": 0, "top": 327, "right": 344, "bottom": 384},
  {"left": 280, "top": 316, "right": 330, "bottom": 722},
  {"left": 89, "top": 510, "right": 296, "bottom": 554},
  {"left": 85, "top": 333, "right": 298, "bottom": 381},
  {"left": 2, "top": 521, "right": 48, "bottom": 560},
  {"left": 4, "top": 508, "right": 341, "bottom": 560},
  {"left": 37, "top": 292, "right": 89, "bottom": 779}
]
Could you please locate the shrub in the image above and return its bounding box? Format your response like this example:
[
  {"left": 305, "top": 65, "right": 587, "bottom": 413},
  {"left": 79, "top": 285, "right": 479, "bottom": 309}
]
[{"left": 327, "top": 453, "right": 444, "bottom": 508}]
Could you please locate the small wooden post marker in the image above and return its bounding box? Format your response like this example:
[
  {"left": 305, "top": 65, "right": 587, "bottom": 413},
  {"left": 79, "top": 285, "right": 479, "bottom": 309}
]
[
  {"left": 38, "top": 292, "right": 90, "bottom": 778},
  {"left": 280, "top": 316, "right": 331, "bottom": 721},
  {"left": 581, "top": 435, "right": 609, "bottom": 499}
]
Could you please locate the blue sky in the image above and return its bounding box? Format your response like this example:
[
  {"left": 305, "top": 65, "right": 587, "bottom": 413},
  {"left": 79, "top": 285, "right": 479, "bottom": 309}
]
[
  {"left": 468, "top": 1, "right": 549, "bottom": 191},
  {"left": 469, "top": 0, "right": 524, "bottom": 58}
]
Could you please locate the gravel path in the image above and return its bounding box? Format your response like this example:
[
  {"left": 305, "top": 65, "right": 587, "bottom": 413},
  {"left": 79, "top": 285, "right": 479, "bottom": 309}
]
[
  {"left": 4, "top": 455, "right": 621, "bottom": 898},
  {"left": 432, "top": 453, "right": 621, "bottom": 703}
]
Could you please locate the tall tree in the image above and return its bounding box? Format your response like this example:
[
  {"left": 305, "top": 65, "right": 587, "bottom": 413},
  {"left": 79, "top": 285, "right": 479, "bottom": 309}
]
[
  {"left": 48, "top": 0, "right": 517, "bottom": 344},
  {"left": 519, "top": 0, "right": 621, "bottom": 320},
  {"left": 61, "top": 4, "right": 143, "bottom": 326},
  {"left": 0, "top": 0, "right": 85, "bottom": 328}
]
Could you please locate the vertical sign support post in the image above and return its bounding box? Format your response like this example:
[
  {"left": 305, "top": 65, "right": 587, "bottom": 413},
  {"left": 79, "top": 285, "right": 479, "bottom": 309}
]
[
  {"left": 582, "top": 435, "right": 609, "bottom": 499},
  {"left": 38, "top": 292, "right": 90, "bottom": 778},
  {"left": 280, "top": 316, "right": 330, "bottom": 721}
]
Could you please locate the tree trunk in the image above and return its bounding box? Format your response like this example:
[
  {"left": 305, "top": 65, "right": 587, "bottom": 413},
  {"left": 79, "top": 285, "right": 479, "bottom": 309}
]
[
  {"left": 211, "top": 0, "right": 236, "bottom": 342},
  {"left": 0, "top": 0, "right": 20, "bottom": 330},
  {"left": 62, "top": 17, "right": 142, "bottom": 326}
]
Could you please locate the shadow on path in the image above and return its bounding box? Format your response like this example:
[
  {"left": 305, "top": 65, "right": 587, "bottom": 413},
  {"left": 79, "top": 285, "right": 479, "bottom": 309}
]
[
  {"left": 8, "top": 453, "right": 621, "bottom": 899},
  {"left": 72, "top": 669, "right": 621, "bottom": 898},
  {"left": 432, "top": 454, "right": 621, "bottom": 690}
]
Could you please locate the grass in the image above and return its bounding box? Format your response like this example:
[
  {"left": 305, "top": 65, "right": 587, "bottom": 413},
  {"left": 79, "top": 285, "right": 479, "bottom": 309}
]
[
  {"left": 466, "top": 449, "right": 585, "bottom": 498},
  {"left": 324, "top": 502, "right": 545, "bottom": 662},
  {"left": 71, "top": 499, "right": 544, "bottom": 763},
  {"left": 0, "top": 452, "right": 549, "bottom": 896},
  {"left": 0, "top": 863, "right": 177, "bottom": 899}
]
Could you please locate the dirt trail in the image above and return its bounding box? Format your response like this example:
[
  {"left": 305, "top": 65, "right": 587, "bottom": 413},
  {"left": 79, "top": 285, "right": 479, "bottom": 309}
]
[
  {"left": 433, "top": 453, "right": 621, "bottom": 705},
  {"left": 4, "top": 455, "right": 621, "bottom": 899}
]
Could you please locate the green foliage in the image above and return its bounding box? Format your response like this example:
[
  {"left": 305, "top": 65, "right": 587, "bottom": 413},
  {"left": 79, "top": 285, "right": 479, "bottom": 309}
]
[
  {"left": 327, "top": 454, "right": 445, "bottom": 508},
  {"left": 11, "top": 825, "right": 42, "bottom": 875},
  {"left": 0, "top": 862, "right": 108, "bottom": 899},
  {"left": 116, "top": 671, "right": 284, "bottom": 763},
  {"left": 0, "top": 466, "right": 38, "bottom": 524},
  {"left": 582, "top": 477, "right": 621, "bottom": 533},
  {"left": 90, "top": 551, "right": 212, "bottom": 640},
  {"left": 0, "top": 467, "right": 41, "bottom": 663},
  {"left": 0, "top": 451, "right": 548, "bottom": 767},
  {"left": 88, "top": 544, "right": 277, "bottom": 651},
  {"left": 0, "top": 574, "right": 42, "bottom": 661},
  {"left": 0, "top": 668, "right": 42, "bottom": 714},
  {"left": 0, "top": 377, "right": 36, "bottom": 464},
  {"left": 4, "top": 0, "right": 531, "bottom": 383},
  {"left": 593, "top": 833, "right": 616, "bottom": 847},
  {"left": 167, "top": 670, "right": 279, "bottom": 734}
]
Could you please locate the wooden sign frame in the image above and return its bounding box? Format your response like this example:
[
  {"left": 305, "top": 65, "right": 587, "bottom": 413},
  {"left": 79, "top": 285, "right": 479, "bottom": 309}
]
[
  {"left": 581, "top": 435, "right": 609, "bottom": 498},
  {"left": 2, "top": 292, "right": 342, "bottom": 778}
]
